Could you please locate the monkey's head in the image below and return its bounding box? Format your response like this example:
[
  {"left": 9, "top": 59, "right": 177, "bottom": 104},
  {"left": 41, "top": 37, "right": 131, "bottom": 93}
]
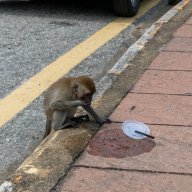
[{"left": 72, "top": 76, "right": 96, "bottom": 105}]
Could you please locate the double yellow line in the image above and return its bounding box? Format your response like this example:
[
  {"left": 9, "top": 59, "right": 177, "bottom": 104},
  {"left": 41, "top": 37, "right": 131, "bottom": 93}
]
[{"left": 0, "top": 0, "right": 160, "bottom": 128}]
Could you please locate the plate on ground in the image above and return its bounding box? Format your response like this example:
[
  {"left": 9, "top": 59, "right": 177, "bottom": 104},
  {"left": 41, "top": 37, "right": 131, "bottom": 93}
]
[{"left": 122, "top": 120, "right": 150, "bottom": 139}]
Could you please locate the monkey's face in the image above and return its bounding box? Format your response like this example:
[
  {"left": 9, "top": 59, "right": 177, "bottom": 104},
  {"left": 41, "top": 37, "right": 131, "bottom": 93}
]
[
  {"left": 77, "top": 85, "right": 93, "bottom": 105},
  {"left": 72, "top": 84, "right": 93, "bottom": 105},
  {"left": 80, "top": 93, "right": 92, "bottom": 106},
  {"left": 72, "top": 77, "right": 96, "bottom": 105}
]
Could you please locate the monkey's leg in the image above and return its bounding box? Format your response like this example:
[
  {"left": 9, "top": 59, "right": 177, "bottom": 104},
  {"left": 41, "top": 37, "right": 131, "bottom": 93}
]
[
  {"left": 59, "top": 115, "right": 89, "bottom": 129},
  {"left": 60, "top": 121, "right": 77, "bottom": 129},
  {"left": 57, "top": 115, "right": 89, "bottom": 129},
  {"left": 70, "top": 115, "right": 89, "bottom": 123},
  {"left": 52, "top": 111, "right": 68, "bottom": 131},
  {"left": 43, "top": 119, "right": 52, "bottom": 139}
]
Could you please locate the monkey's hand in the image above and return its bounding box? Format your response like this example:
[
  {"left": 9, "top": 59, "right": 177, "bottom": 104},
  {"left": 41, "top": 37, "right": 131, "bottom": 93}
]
[
  {"left": 81, "top": 100, "right": 91, "bottom": 106},
  {"left": 82, "top": 105, "right": 111, "bottom": 125},
  {"left": 72, "top": 100, "right": 88, "bottom": 107}
]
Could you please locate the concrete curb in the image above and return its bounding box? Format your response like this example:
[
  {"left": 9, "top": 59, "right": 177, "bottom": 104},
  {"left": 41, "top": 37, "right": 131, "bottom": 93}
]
[
  {"left": 1, "top": 127, "right": 95, "bottom": 192},
  {"left": 0, "top": 1, "right": 190, "bottom": 191},
  {"left": 95, "top": 0, "right": 189, "bottom": 100}
]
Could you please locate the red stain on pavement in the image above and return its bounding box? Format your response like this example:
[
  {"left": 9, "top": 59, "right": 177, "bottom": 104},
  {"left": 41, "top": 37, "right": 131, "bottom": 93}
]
[{"left": 87, "top": 129, "right": 156, "bottom": 158}]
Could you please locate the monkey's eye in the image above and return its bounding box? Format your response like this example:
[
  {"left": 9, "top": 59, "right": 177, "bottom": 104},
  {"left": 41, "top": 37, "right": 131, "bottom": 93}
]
[{"left": 73, "top": 84, "right": 78, "bottom": 93}]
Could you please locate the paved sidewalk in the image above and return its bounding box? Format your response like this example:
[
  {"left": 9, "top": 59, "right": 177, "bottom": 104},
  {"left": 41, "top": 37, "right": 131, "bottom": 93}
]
[{"left": 55, "top": 15, "right": 192, "bottom": 192}]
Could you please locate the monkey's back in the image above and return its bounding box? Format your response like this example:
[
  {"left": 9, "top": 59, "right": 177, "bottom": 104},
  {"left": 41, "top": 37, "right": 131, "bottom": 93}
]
[{"left": 43, "top": 77, "right": 73, "bottom": 116}]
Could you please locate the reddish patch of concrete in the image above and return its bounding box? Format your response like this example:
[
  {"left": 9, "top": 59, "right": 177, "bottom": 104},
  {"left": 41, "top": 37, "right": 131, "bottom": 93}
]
[
  {"left": 131, "top": 70, "right": 192, "bottom": 95},
  {"left": 76, "top": 124, "right": 192, "bottom": 174},
  {"left": 164, "top": 37, "right": 192, "bottom": 52},
  {"left": 110, "top": 93, "right": 192, "bottom": 126},
  {"left": 56, "top": 167, "right": 192, "bottom": 192},
  {"left": 149, "top": 52, "right": 192, "bottom": 70},
  {"left": 186, "top": 16, "right": 192, "bottom": 25},
  {"left": 174, "top": 24, "right": 192, "bottom": 37},
  {"left": 87, "top": 129, "right": 156, "bottom": 158}
]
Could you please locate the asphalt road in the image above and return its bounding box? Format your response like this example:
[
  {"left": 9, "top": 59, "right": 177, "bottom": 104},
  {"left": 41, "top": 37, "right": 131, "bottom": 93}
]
[{"left": 0, "top": 0, "right": 172, "bottom": 183}]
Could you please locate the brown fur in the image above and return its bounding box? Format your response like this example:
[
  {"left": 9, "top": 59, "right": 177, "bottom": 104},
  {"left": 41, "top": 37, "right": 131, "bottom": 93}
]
[{"left": 43, "top": 75, "right": 103, "bottom": 139}]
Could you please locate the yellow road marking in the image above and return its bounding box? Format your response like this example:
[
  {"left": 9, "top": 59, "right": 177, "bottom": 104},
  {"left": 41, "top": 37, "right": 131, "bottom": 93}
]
[{"left": 0, "top": 0, "right": 160, "bottom": 128}]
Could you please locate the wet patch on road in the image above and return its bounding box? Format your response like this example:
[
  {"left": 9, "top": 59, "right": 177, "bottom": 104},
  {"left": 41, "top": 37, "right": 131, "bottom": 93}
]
[{"left": 87, "top": 129, "right": 156, "bottom": 158}]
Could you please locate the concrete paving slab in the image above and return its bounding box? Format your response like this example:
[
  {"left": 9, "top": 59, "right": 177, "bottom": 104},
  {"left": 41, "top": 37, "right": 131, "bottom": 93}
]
[
  {"left": 131, "top": 70, "right": 192, "bottom": 95},
  {"left": 164, "top": 37, "right": 192, "bottom": 52},
  {"left": 186, "top": 16, "right": 192, "bottom": 25},
  {"left": 174, "top": 24, "right": 192, "bottom": 37},
  {"left": 76, "top": 124, "right": 192, "bottom": 173},
  {"left": 148, "top": 52, "right": 192, "bottom": 70},
  {"left": 109, "top": 93, "right": 192, "bottom": 126},
  {"left": 56, "top": 167, "right": 192, "bottom": 192}
]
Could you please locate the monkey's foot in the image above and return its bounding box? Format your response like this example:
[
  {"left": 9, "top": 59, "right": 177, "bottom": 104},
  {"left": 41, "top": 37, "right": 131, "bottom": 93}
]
[{"left": 70, "top": 115, "right": 90, "bottom": 123}]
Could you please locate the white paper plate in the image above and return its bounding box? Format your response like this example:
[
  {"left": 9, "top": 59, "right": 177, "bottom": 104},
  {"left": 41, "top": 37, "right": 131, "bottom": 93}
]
[{"left": 122, "top": 120, "right": 150, "bottom": 139}]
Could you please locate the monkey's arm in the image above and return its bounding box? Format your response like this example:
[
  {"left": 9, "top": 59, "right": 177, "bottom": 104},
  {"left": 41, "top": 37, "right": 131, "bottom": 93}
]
[
  {"left": 82, "top": 105, "right": 111, "bottom": 125},
  {"left": 43, "top": 119, "right": 52, "bottom": 139},
  {"left": 51, "top": 100, "right": 86, "bottom": 110}
]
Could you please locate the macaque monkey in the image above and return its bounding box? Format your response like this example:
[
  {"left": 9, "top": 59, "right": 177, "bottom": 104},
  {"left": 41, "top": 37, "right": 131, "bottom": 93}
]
[{"left": 43, "top": 75, "right": 110, "bottom": 138}]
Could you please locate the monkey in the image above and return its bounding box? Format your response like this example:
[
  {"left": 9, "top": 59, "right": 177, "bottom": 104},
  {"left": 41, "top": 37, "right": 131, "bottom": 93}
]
[{"left": 43, "top": 75, "right": 110, "bottom": 138}]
